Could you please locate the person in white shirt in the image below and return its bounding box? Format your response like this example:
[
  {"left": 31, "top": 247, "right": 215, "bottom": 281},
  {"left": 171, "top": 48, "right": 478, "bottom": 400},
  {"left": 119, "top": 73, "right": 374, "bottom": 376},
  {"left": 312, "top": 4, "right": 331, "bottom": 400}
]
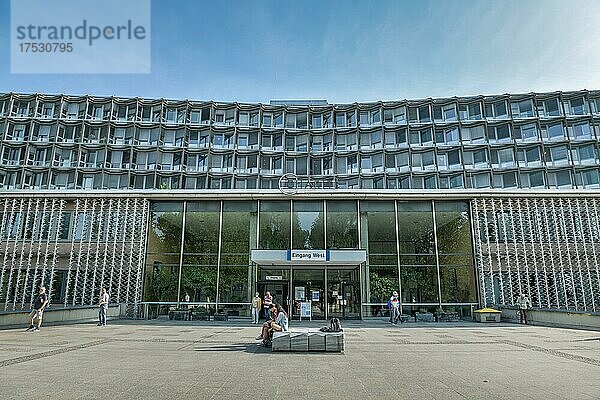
[
  {"left": 98, "top": 288, "right": 109, "bottom": 326},
  {"left": 516, "top": 293, "right": 531, "bottom": 324}
]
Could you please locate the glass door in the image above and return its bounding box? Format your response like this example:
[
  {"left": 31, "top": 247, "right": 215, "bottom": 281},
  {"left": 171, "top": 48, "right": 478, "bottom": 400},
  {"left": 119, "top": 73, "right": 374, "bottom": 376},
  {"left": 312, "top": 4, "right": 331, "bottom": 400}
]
[
  {"left": 327, "top": 268, "right": 361, "bottom": 319},
  {"left": 291, "top": 269, "right": 325, "bottom": 320}
]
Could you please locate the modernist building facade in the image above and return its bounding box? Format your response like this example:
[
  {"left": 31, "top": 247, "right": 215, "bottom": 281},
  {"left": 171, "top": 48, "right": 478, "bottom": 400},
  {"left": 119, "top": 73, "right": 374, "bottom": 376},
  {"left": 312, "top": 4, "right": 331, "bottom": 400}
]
[{"left": 1, "top": 90, "right": 599, "bottom": 319}]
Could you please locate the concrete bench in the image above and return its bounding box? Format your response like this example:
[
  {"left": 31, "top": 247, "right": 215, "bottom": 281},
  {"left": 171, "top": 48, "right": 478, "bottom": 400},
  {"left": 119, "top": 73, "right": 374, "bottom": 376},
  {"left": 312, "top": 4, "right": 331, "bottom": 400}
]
[{"left": 272, "top": 328, "right": 345, "bottom": 352}]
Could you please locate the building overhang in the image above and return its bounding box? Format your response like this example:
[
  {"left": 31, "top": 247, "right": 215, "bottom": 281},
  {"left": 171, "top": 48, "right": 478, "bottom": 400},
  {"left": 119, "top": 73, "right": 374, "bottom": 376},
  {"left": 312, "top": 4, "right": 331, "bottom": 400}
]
[{"left": 3, "top": 189, "right": 600, "bottom": 200}]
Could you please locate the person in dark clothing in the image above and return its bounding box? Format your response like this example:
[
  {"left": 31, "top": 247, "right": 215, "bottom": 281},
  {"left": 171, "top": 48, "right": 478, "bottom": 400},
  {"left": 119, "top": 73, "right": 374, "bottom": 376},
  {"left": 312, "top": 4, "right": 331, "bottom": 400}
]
[{"left": 27, "top": 286, "right": 48, "bottom": 332}]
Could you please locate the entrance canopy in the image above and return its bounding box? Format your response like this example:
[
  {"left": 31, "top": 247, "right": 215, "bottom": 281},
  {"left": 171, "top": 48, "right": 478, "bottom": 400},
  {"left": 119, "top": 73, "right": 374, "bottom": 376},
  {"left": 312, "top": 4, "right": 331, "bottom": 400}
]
[{"left": 251, "top": 249, "right": 366, "bottom": 266}]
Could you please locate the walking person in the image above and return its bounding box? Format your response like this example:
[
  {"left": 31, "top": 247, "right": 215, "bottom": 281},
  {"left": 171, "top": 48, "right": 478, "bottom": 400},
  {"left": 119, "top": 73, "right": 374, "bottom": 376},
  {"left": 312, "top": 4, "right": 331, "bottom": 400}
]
[
  {"left": 263, "top": 290, "right": 273, "bottom": 321},
  {"left": 26, "top": 286, "right": 48, "bottom": 332},
  {"left": 516, "top": 293, "right": 531, "bottom": 325},
  {"left": 251, "top": 292, "right": 262, "bottom": 324},
  {"left": 389, "top": 291, "right": 400, "bottom": 324},
  {"left": 98, "top": 288, "right": 109, "bottom": 326}
]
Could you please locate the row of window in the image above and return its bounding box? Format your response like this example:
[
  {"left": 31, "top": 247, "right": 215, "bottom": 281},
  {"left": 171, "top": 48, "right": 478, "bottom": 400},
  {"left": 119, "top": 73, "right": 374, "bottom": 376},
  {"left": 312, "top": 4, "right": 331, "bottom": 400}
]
[
  {"left": 2, "top": 93, "right": 600, "bottom": 127},
  {"left": 2, "top": 120, "right": 600, "bottom": 149},
  {"left": 1, "top": 168, "right": 597, "bottom": 190},
  {"left": 2, "top": 144, "right": 598, "bottom": 172}
]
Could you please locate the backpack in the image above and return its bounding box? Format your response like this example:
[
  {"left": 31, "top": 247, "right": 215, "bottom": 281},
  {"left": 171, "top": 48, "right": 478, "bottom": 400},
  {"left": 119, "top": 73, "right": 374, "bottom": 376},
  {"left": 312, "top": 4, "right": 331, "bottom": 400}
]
[
  {"left": 319, "top": 317, "right": 343, "bottom": 333},
  {"left": 386, "top": 299, "right": 391, "bottom": 309}
]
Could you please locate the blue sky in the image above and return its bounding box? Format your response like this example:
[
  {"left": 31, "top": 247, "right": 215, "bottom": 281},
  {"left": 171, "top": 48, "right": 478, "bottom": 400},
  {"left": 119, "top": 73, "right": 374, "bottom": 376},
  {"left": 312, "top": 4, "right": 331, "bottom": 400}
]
[{"left": 1, "top": 0, "right": 599, "bottom": 103}]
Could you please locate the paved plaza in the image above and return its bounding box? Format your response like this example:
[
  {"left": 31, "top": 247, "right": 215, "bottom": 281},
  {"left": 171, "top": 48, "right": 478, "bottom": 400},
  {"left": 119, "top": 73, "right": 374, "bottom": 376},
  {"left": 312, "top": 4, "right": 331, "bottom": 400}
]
[{"left": 1, "top": 319, "right": 599, "bottom": 400}]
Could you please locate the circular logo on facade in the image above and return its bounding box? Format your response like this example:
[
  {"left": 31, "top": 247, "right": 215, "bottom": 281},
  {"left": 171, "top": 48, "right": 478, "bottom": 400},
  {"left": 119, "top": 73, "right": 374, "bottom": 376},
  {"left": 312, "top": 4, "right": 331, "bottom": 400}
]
[{"left": 279, "top": 173, "right": 298, "bottom": 195}]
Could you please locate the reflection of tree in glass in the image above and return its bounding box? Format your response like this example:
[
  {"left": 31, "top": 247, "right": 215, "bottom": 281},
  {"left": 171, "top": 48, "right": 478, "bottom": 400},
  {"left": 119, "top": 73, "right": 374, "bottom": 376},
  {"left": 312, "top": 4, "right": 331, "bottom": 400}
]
[
  {"left": 147, "top": 264, "right": 178, "bottom": 302},
  {"left": 327, "top": 212, "right": 358, "bottom": 248},
  {"left": 369, "top": 271, "right": 397, "bottom": 302},
  {"left": 292, "top": 212, "right": 324, "bottom": 249},
  {"left": 149, "top": 212, "right": 182, "bottom": 253},
  {"left": 260, "top": 213, "right": 289, "bottom": 249}
]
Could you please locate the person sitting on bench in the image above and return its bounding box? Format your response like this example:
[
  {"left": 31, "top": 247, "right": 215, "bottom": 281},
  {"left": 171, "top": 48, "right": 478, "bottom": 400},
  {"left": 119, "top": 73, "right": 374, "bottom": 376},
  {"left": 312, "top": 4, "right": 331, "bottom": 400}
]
[
  {"left": 256, "top": 304, "right": 278, "bottom": 346},
  {"left": 271, "top": 305, "right": 288, "bottom": 333}
]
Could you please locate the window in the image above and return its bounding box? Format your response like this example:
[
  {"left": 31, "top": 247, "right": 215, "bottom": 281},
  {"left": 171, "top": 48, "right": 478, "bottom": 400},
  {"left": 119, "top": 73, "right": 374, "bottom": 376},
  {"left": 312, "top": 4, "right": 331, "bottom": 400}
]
[
  {"left": 286, "top": 112, "right": 308, "bottom": 129},
  {"left": 385, "top": 152, "right": 409, "bottom": 171},
  {"left": 487, "top": 124, "right": 511, "bottom": 142},
  {"left": 517, "top": 147, "right": 542, "bottom": 166},
  {"left": 284, "top": 157, "right": 307, "bottom": 174},
  {"left": 262, "top": 112, "right": 283, "bottom": 128},
  {"left": 311, "top": 112, "right": 331, "bottom": 128},
  {"left": 493, "top": 172, "right": 517, "bottom": 188},
  {"left": 261, "top": 133, "right": 282, "bottom": 149},
  {"left": 383, "top": 106, "right": 406, "bottom": 125},
  {"left": 536, "top": 98, "right": 561, "bottom": 117},
  {"left": 408, "top": 105, "right": 431, "bottom": 123},
  {"left": 14, "top": 101, "right": 29, "bottom": 117},
  {"left": 384, "top": 129, "right": 408, "bottom": 147},
  {"left": 186, "top": 153, "right": 208, "bottom": 171},
  {"left": 591, "top": 98, "right": 600, "bottom": 114},
  {"left": 359, "top": 109, "right": 381, "bottom": 126},
  {"left": 311, "top": 133, "right": 332, "bottom": 152},
  {"left": 411, "top": 151, "right": 435, "bottom": 170},
  {"left": 491, "top": 148, "right": 515, "bottom": 167},
  {"left": 513, "top": 123, "right": 538, "bottom": 141},
  {"left": 545, "top": 145, "right": 570, "bottom": 165},
  {"left": 213, "top": 132, "right": 234, "bottom": 148},
  {"left": 409, "top": 128, "right": 433, "bottom": 146},
  {"left": 510, "top": 99, "right": 534, "bottom": 118},
  {"left": 65, "top": 103, "right": 79, "bottom": 119},
  {"left": 463, "top": 149, "right": 488, "bottom": 168},
  {"left": 579, "top": 169, "right": 600, "bottom": 187},
  {"left": 547, "top": 170, "right": 572, "bottom": 188},
  {"left": 434, "top": 127, "right": 459, "bottom": 145},
  {"left": 35, "top": 125, "right": 52, "bottom": 142},
  {"left": 449, "top": 174, "right": 464, "bottom": 188},
  {"left": 566, "top": 97, "right": 587, "bottom": 115},
  {"left": 542, "top": 123, "right": 564, "bottom": 141},
  {"left": 285, "top": 134, "right": 308, "bottom": 152},
  {"left": 433, "top": 103, "right": 457, "bottom": 122},
  {"left": 334, "top": 111, "right": 356, "bottom": 127},
  {"left": 41, "top": 103, "right": 55, "bottom": 118},
  {"left": 484, "top": 101, "right": 508, "bottom": 119},
  {"left": 573, "top": 144, "right": 596, "bottom": 164},
  {"left": 360, "top": 130, "right": 383, "bottom": 149},
  {"left": 310, "top": 156, "right": 333, "bottom": 175},
  {"left": 238, "top": 112, "right": 249, "bottom": 126},
  {"left": 438, "top": 150, "right": 461, "bottom": 170},
  {"left": 458, "top": 103, "right": 482, "bottom": 120},
  {"left": 520, "top": 171, "right": 545, "bottom": 188},
  {"left": 188, "top": 130, "right": 210, "bottom": 147},
  {"left": 9, "top": 124, "right": 27, "bottom": 141},
  {"left": 568, "top": 122, "right": 592, "bottom": 139},
  {"left": 335, "top": 132, "right": 357, "bottom": 150},
  {"left": 461, "top": 125, "right": 485, "bottom": 142},
  {"left": 472, "top": 172, "right": 491, "bottom": 188},
  {"left": 336, "top": 155, "right": 358, "bottom": 174},
  {"left": 361, "top": 154, "right": 383, "bottom": 172},
  {"left": 260, "top": 155, "right": 282, "bottom": 173},
  {"left": 189, "top": 109, "right": 201, "bottom": 124}
]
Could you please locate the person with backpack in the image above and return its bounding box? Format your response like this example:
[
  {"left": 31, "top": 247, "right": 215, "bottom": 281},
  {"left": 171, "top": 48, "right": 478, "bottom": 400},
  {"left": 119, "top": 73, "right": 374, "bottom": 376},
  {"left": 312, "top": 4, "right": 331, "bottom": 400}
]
[{"left": 389, "top": 291, "right": 400, "bottom": 324}]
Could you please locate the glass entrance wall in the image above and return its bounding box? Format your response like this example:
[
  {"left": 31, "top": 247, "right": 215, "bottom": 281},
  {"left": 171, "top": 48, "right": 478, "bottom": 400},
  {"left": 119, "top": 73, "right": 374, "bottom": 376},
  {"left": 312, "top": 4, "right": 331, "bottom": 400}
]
[
  {"left": 143, "top": 199, "right": 478, "bottom": 318},
  {"left": 361, "top": 201, "right": 398, "bottom": 318},
  {"left": 292, "top": 269, "right": 325, "bottom": 319},
  {"left": 327, "top": 268, "right": 361, "bottom": 319}
]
